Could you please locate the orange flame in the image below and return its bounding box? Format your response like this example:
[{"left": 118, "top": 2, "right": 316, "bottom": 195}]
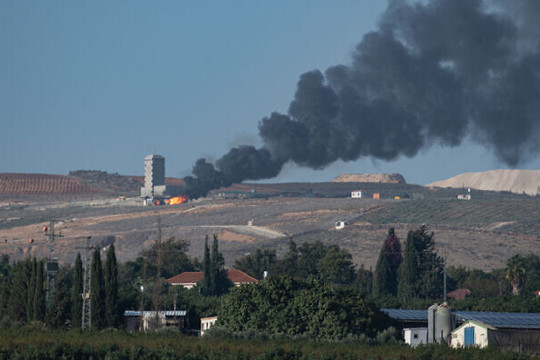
[{"left": 166, "top": 195, "right": 188, "bottom": 205}]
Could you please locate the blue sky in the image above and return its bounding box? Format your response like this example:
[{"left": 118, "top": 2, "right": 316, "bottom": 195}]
[{"left": 1, "top": 1, "right": 538, "bottom": 185}]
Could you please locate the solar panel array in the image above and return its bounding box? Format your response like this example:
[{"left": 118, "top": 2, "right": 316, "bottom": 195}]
[
  {"left": 382, "top": 309, "right": 427, "bottom": 321},
  {"left": 454, "top": 311, "right": 540, "bottom": 329},
  {"left": 382, "top": 308, "right": 540, "bottom": 329}
]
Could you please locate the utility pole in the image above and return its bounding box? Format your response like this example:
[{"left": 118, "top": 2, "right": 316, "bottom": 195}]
[
  {"left": 443, "top": 253, "right": 447, "bottom": 303},
  {"left": 81, "top": 236, "right": 92, "bottom": 330},
  {"left": 44, "top": 220, "right": 61, "bottom": 307}
]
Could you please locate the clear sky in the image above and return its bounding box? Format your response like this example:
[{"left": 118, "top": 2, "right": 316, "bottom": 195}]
[{"left": 1, "top": 1, "right": 539, "bottom": 185}]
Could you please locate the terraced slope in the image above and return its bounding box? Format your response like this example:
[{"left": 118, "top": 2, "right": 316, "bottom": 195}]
[{"left": 0, "top": 173, "right": 103, "bottom": 196}]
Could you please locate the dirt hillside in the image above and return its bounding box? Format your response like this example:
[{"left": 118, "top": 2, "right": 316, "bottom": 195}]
[
  {"left": 0, "top": 173, "right": 104, "bottom": 196},
  {"left": 332, "top": 173, "right": 406, "bottom": 184},
  {"left": 427, "top": 169, "right": 540, "bottom": 196}
]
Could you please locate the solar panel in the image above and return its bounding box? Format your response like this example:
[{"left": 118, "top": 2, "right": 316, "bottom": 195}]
[
  {"left": 382, "top": 308, "right": 540, "bottom": 329},
  {"left": 454, "top": 311, "right": 540, "bottom": 329},
  {"left": 381, "top": 309, "right": 427, "bottom": 321}
]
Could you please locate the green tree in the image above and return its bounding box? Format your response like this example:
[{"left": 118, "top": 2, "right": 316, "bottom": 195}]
[
  {"left": 297, "top": 241, "right": 326, "bottom": 278},
  {"left": 355, "top": 264, "right": 373, "bottom": 296},
  {"left": 8, "top": 258, "right": 32, "bottom": 322},
  {"left": 141, "top": 237, "right": 196, "bottom": 279},
  {"left": 317, "top": 245, "right": 356, "bottom": 286},
  {"left": 105, "top": 244, "right": 119, "bottom": 328},
  {"left": 26, "top": 258, "right": 37, "bottom": 322},
  {"left": 33, "top": 260, "right": 46, "bottom": 322},
  {"left": 201, "top": 235, "right": 232, "bottom": 296},
  {"left": 201, "top": 236, "right": 211, "bottom": 292},
  {"left": 46, "top": 271, "right": 71, "bottom": 328},
  {"left": 374, "top": 228, "right": 402, "bottom": 297},
  {"left": 398, "top": 225, "right": 443, "bottom": 301},
  {"left": 275, "top": 238, "right": 299, "bottom": 276},
  {"left": 218, "top": 276, "right": 393, "bottom": 340},
  {"left": 233, "top": 249, "right": 277, "bottom": 279},
  {"left": 91, "top": 249, "right": 106, "bottom": 329},
  {"left": 505, "top": 254, "right": 526, "bottom": 296},
  {"left": 0, "top": 255, "right": 12, "bottom": 320},
  {"left": 71, "top": 253, "right": 83, "bottom": 329}
]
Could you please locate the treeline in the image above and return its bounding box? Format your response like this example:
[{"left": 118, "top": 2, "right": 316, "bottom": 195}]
[
  {"left": 233, "top": 225, "right": 540, "bottom": 312},
  {"left": 0, "top": 245, "right": 121, "bottom": 329},
  {"left": 0, "top": 225, "right": 539, "bottom": 335}
]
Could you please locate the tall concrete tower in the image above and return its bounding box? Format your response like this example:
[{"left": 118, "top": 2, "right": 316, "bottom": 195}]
[{"left": 141, "top": 154, "right": 167, "bottom": 197}]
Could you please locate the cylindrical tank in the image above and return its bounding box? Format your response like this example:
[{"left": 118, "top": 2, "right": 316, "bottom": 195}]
[
  {"left": 435, "top": 303, "right": 453, "bottom": 344},
  {"left": 427, "top": 304, "right": 437, "bottom": 343},
  {"left": 427, "top": 303, "right": 454, "bottom": 344}
]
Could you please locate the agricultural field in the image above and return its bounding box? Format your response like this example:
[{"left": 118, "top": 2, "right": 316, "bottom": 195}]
[
  {"left": 0, "top": 328, "right": 535, "bottom": 360},
  {"left": 0, "top": 173, "right": 103, "bottom": 197}
]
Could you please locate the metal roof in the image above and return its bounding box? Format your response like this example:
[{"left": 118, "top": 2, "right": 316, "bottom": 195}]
[
  {"left": 382, "top": 308, "right": 540, "bottom": 329},
  {"left": 382, "top": 309, "right": 427, "bottom": 321},
  {"left": 455, "top": 311, "right": 540, "bottom": 329},
  {"left": 124, "top": 310, "right": 186, "bottom": 317}
]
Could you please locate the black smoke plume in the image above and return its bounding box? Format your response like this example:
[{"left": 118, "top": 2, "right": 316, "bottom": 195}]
[{"left": 184, "top": 0, "right": 540, "bottom": 198}]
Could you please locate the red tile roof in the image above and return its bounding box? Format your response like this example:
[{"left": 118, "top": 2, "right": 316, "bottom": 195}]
[
  {"left": 447, "top": 288, "right": 471, "bottom": 301},
  {"left": 166, "top": 269, "right": 258, "bottom": 286},
  {"left": 167, "top": 271, "right": 203, "bottom": 285},
  {"left": 227, "top": 269, "right": 258, "bottom": 284}
]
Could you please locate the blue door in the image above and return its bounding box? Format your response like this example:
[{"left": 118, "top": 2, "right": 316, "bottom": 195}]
[{"left": 464, "top": 326, "right": 475, "bottom": 346}]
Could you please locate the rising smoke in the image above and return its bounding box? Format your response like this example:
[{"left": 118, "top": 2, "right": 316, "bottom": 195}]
[{"left": 184, "top": 0, "right": 540, "bottom": 198}]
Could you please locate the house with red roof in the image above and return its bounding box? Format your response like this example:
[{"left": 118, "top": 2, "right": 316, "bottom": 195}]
[{"left": 166, "top": 269, "right": 258, "bottom": 289}]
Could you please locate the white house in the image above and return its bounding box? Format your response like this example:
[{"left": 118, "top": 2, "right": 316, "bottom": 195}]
[
  {"left": 451, "top": 317, "right": 540, "bottom": 353},
  {"left": 351, "top": 190, "right": 363, "bottom": 198}
]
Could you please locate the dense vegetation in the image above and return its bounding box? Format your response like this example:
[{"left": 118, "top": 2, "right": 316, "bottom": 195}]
[
  {"left": 0, "top": 226, "right": 539, "bottom": 359},
  {"left": 0, "top": 328, "right": 536, "bottom": 360}
]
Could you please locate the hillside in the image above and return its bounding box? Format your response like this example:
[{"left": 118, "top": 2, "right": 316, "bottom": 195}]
[
  {"left": 427, "top": 169, "right": 540, "bottom": 196},
  {"left": 332, "top": 173, "right": 406, "bottom": 184},
  {"left": 0, "top": 173, "right": 104, "bottom": 198},
  {"left": 0, "top": 193, "right": 537, "bottom": 272},
  {"left": 0, "top": 172, "right": 537, "bottom": 272}
]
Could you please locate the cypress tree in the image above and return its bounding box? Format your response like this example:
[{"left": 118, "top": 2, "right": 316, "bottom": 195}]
[
  {"left": 26, "top": 258, "right": 37, "bottom": 322},
  {"left": 397, "top": 225, "right": 443, "bottom": 301},
  {"left": 0, "top": 257, "right": 11, "bottom": 319},
  {"left": 201, "top": 235, "right": 231, "bottom": 296},
  {"left": 210, "top": 234, "right": 231, "bottom": 296},
  {"left": 91, "top": 249, "right": 106, "bottom": 329},
  {"left": 47, "top": 272, "right": 71, "bottom": 328},
  {"left": 105, "top": 244, "right": 119, "bottom": 328},
  {"left": 374, "top": 228, "right": 402, "bottom": 297},
  {"left": 71, "top": 253, "right": 83, "bottom": 329},
  {"left": 201, "top": 235, "right": 211, "bottom": 295},
  {"left": 34, "top": 260, "right": 46, "bottom": 322},
  {"left": 8, "top": 258, "right": 32, "bottom": 322}
]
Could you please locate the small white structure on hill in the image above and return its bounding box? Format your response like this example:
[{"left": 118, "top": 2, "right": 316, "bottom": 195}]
[
  {"left": 457, "top": 188, "right": 471, "bottom": 200},
  {"left": 351, "top": 190, "right": 363, "bottom": 198},
  {"left": 335, "top": 220, "right": 348, "bottom": 230}
]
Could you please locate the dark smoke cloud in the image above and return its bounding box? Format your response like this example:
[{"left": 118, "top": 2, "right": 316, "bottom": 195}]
[{"left": 184, "top": 0, "right": 540, "bottom": 198}]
